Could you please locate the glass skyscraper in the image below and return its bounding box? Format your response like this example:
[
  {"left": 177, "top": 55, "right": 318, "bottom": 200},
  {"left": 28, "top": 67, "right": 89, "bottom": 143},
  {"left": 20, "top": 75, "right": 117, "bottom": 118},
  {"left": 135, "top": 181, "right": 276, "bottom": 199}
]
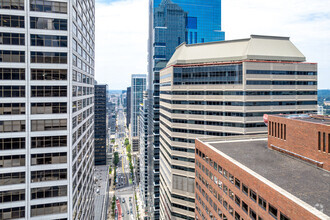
[{"left": 147, "top": 0, "right": 225, "bottom": 219}]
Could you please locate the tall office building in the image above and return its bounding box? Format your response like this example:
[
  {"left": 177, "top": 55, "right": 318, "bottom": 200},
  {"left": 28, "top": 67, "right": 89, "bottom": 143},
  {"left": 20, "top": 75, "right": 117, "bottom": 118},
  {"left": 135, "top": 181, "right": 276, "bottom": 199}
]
[
  {"left": 131, "top": 74, "right": 146, "bottom": 152},
  {"left": 126, "top": 87, "right": 131, "bottom": 128},
  {"left": 147, "top": 1, "right": 225, "bottom": 218},
  {"left": 159, "top": 35, "right": 318, "bottom": 219},
  {"left": 0, "top": 0, "right": 95, "bottom": 219},
  {"left": 94, "top": 84, "right": 108, "bottom": 166}
]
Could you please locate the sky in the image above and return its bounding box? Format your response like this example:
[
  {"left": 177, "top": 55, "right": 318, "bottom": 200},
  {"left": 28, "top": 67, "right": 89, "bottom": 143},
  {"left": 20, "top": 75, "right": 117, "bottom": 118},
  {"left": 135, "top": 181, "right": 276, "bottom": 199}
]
[{"left": 95, "top": 0, "right": 330, "bottom": 90}]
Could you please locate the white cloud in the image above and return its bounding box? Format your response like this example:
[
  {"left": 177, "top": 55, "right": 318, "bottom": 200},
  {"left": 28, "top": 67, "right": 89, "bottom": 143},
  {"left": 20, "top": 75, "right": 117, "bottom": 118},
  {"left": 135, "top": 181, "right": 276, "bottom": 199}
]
[
  {"left": 95, "top": 0, "right": 330, "bottom": 89},
  {"left": 95, "top": 0, "right": 148, "bottom": 90}
]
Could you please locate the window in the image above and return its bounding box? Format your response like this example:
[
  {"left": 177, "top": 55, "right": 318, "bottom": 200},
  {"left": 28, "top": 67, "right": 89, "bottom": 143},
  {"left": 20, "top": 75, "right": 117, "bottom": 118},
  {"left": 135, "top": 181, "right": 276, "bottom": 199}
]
[
  {"left": 31, "top": 169, "right": 67, "bottom": 182},
  {"left": 31, "top": 152, "right": 67, "bottom": 165},
  {"left": 235, "top": 212, "right": 240, "bottom": 220},
  {"left": 30, "top": 17, "right": 67, "bottom": 30},
  {"left": 229, "top": 189, "right": 234, "bottom": 200},
  {"left": 218, "top": 165, "right": 223, "bottom": 174},
  {"left": 31, "top": 136, "right": 66, "bottom": 148},
  {"left": 235, "top": 178, "right": 240, "bottom": 189},
  {"left": 0, "top": 68, "right": 25, "bottom": 80},
  {"left": 268, "top": 203, "right": 278, "bottom": 218},
  {"left": 250, "top": 189, "right": 257, "bottom": 202},
  {"left": 250, "top": 208, "right": 257, "bottom": 220},
  {"left": 229, "top": 205, "right": 233, "bottom": 216},
  {"left": 0, "top": 155, "right": 25, "bottom": 167},
  {"left": 242, "top": 184, "right": 248, "bottom": 195},
  {"left": 0, "top": 0, "right": 24, "bottom": 9},
  {"left": 30, "top": 0, "right": 67, "bottom": 14},
  {"left": 229, "top": 173, "right": 234, "bottom": 184},
  {"left": 31, "top": 185, "right": 67, "bottom": 199},
  {"left": 323, "top": 132, "right": 326, "bottom": 152},
  {"left": 258, "top": 196, "right": 267, "bottom": 210},
  {"left": 223, "top": 199, "right": 227, "bottom": 210},
  {"left": 0, "top": 103, "right": 25, "bottom": 115},
  {"left": 0, "top": 138, "right": 25, "bottom": 150},
  {"left": 0, "top": 15, "right": 24, "bottom": 28},
  {"left": 223, "top": 184, "right": 228, "bottom": 194},
  {"left": 31, "top": 69, "right": 67, "bottom": 80},
  {"left": 31, "top": 119, "right": 67, "bottom": 131},
  {"left": 235, "top": 195, "right": 240, "bottom": 206},
  {"left": 318, "top": 131, "right": 321, "bottom": 150},
  {"left": 328, "top": 133, "right": 330, "bottom": 153},
  {"left": 0, "top": 189, "right": 25, "bottom": 203},
  {"left": 0, "top": 120, "right": 25, "bottom": 133},
  {"left": 223, "top": 169, "right": 228, "bottom": 179},
  {"left": 0, "top": 33, "right": 25, "bottom": 45},
  {"left": 284, "top": 124, "right": 286, "bottom": 140},
  {"left": 31, "top": 102, "right": 67, "bottom": 114},
  {"left": 31, "top": 86, "right": 67, "bottom": 97},
  {"left": 0, "top": 86, "right": 25, "bottom": 97},
  {"left": 31, "top": 34, "right": 67, "bottom": 47},
  {"left": 30, "top": 51, "right": 67, "bottom": 63},
  {"left": 30, "top": 202, "right": 67, "bottom": 217},
  {"left": 280, "top": 213, "right": 290, "bottom": 220},
  {"left": 0, "top": 50, "right": 25, "bottom": 62},
  {"left": 242, "top": 201, "right": 248, "bottom": 213},
  {"left": 0, "top": 172, "right": 25, "bottom": 185},
  {"left": 0, "top": 207, "right": 25, "bottom": 219}
]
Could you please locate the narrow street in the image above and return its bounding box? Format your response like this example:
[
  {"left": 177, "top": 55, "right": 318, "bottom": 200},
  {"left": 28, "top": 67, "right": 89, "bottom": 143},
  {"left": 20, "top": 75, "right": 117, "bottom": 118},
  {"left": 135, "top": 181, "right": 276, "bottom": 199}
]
[{"left": 110, "top": 102, "right": 137, "bottom": 220}]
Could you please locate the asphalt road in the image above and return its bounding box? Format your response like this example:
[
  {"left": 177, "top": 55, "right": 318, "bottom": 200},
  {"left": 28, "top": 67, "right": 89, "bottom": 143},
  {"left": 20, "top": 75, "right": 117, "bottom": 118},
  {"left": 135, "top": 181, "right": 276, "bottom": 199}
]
[{"left": 114, "top": 103, "right": 137, "bottom": 220}]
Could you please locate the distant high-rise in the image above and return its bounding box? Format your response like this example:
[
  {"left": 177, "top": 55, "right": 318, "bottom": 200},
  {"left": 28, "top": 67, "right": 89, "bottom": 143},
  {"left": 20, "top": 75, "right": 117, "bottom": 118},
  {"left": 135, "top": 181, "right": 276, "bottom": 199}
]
[
  {"left": 94, "top": 84, "right": 108, "bottom": 165},
  {"left": 131, "top": 74, "right": 146, "bottom": 152},
  {"left": 159, "top": 35, "right": 318, "bottom": 219},
  {"left": 147, "top": 0, "right": 225, "bottom": 218},
  {"left": 0, "top": 0, "right": 95, "bottom": 219},
  {"left": 126, "top": 87, "right": 131, "bottom": 128}
]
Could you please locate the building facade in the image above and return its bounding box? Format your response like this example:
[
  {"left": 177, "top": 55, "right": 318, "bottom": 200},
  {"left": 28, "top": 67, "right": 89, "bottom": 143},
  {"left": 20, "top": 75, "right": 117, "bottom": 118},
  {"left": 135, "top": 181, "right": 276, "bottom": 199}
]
[
  {"left": 94, "top": 84, "right": 108, "bottom": 166},
  {"left": 195, "top": 114, "right": 329, "bottom": 220},
  {"left": 159, "top": 35, "right": 318, "bottom": 219},
  {"left": 126, "top": 86, "right": 131, "bottom": 128},
  {"left": 147, "top": 1, "right": 225, "bottom": 218},
  {"left": 0, "top": 0, "right": 95, "bottom": 219},
  {"left": 130, "top": 74, "right": 146, "bottom": 151}
]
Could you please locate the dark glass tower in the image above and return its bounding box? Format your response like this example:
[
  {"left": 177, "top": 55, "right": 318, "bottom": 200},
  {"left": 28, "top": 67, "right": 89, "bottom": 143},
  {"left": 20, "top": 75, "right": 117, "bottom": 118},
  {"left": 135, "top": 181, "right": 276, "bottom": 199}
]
[
  {"left": 94, "top": 84, "right": 108, "bottom": 166},
  {"left": 147, "top": 0, "right": 225, "bottom": 219}
]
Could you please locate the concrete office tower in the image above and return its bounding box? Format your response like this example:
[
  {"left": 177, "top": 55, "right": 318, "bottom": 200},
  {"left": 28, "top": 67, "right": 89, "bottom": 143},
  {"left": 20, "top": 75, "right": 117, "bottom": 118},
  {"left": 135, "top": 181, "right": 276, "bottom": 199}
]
[
  {"left": 0, "top": 0, "right": 95, "bottom": 219},
  {"left": 94, "top": 84, "right": 108, "bottom": 166},
  {"left": 139, "top": 92, "right": 149, "bottom": 210},
  {"left": 130, "top": 74, "right": 146, "bottom": 152},
  {"left": 147, "top": 1, "right": 225, "bottom": 218},
  {"left": 159, "top": 35, "right": 318, "bottom": 219},
  {"left": 126, "top": 87, "right": 131, "bottom": 128},
  {"left": 195, "top": 114, "right": 329, "bottom": 220}
]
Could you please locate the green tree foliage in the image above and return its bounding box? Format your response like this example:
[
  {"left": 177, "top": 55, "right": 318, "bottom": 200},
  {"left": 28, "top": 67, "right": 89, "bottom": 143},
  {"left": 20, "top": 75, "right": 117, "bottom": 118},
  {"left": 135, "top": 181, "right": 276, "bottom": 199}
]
[
  {"left": 124, "top": 138, "right": 129, "bottom": 146},
  {"left": 113, "top": 152, "right": 119, "bottom": 166}
]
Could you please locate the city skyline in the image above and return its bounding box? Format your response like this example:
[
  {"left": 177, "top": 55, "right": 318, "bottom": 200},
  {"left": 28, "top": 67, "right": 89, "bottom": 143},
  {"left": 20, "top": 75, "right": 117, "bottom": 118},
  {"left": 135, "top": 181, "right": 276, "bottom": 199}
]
[{"left": 95, "top": 0, "right": 330, "bottom": 90}]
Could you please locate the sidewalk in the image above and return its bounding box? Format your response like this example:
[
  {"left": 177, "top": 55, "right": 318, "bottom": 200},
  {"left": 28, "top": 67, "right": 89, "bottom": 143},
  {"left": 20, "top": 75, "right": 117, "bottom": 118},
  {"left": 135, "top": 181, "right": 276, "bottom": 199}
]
[{"left": 135, "top": 185, "right": 145, "bottom": 219}]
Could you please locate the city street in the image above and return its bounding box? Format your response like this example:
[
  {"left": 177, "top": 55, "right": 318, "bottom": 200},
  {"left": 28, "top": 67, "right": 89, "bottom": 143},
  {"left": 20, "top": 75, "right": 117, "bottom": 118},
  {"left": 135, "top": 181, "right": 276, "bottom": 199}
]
[{"left": 113, "top": 103, "right": 137, "bottom": 220}]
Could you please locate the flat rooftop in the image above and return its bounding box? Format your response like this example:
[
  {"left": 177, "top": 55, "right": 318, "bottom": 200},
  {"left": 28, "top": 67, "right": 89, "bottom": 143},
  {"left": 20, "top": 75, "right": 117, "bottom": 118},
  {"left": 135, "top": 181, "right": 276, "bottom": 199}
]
[
  {"left": 273, "top": 114, "right": 330, "bottom": 126},
  {"left": 205, "top": 138, "right": 330, "bottom": 217}
]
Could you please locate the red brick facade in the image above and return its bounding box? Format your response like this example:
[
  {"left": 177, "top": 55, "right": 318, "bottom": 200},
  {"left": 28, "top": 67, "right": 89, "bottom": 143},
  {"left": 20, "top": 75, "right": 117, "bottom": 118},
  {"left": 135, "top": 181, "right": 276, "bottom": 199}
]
[
  {"left": 195, "top": 140, "right": 322, "bottom": 220},
  {"left": 268, "top": 115, "right": 330, "bottom": 171}
]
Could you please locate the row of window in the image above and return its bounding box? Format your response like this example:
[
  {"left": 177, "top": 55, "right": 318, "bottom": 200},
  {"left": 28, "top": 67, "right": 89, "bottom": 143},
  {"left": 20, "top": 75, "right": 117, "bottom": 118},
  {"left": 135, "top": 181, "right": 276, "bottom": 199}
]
[
  {"left": 0, "top": 86, "right": 25, "bottom": 97},
  {"left": 246, "top": 81, "right": 317, "bottom": 85},
  {"left": 0, "top": 50, "right": 25, "bottom": 62},
  {"left": 30, "top": 0, "right": 67, "bottom": 14},
  {"left": 31, "top": 86, "right": 67, "bottom": 97},
  {"left": 161, "top": 113, "right": 266, "bottom": 128},
  {"left": 0, "top": 155, "right": 25, "bottom": 167},
  {"left": 31, "top": 152, "right": 67, "bottom": 165},
  {"left": 0, "top": 120, "right": 25, "bottom": 133},
  {"left": 0, "top": 0, "right": 24, "bottom": 10},
  {"left": 31, "top": 169, "right": 67, "bottom": 182},
  {"left": 196, "top": 148, "right": 290, "bottom": 220},
  {"left": 0, "top": 68, "right": 25, "bottom": 80},
  {"left": 160, "top": 106, "right": 306, "bottom": 118},
  {"left": 30, "top": 16, "right": 67, "bottom": 30},
  {"left": 31, "top": 68, "right": 67, "bottom": 80},
  {"left": 31, "top": 202, "right": 67, "bottom": 217},
  {"left": 0, "top": 137, "right": 25, "bottom": 150},
  {"left": 31, "top": 102, "right": 67, "bottom": 114},
  {"left": 269, "top": 121, "right": 287, "bottom": 140},
  {"left": 160, "top": 90, "right": 317, "bottom": 96},
  {"left": 31, "top": 51, "right": 67, "bottom": 63},
  {"left": 73, "top": 85, "right": 93, "bottom": 97},
  {"left": 31, "top": 119, "right": 67, "bottom": 131},
  {"left": 0, "top": 14, "right": 24, "bottom": 28},
  {"left": 0, "top": 189, "right": 25, "bottom": 203},
  {"left": 31, "top": 185, "right": 67, "bottom": 200},
  {"left": 161, "top": 98, "right": 317, "bottom": 106},
  {"left": 0, "top": 103, "right": 25, "bottom": 115},
  {"left": 73, "top": 70, "right": 93, "bottom": 84},
  {"left": 318, "top": 132, "right": 330, "bottom": 153},
  {"left": 31, "top": 135, "right": 67, "bottom": 148},
  {"left": 0, "top": 32, "right": 25, "bottom": 45},
  {"left": 31, "top": 34, "right": 67, "bottom": 47},
  {"left": 0, "top": 172, "right": 25, "bottom": 186},
  {"left": 246, "top": 70, "right": 317, "bottom": 75},
  {"left": 0, "top": 207, "right": 25, "bottom": 219}
]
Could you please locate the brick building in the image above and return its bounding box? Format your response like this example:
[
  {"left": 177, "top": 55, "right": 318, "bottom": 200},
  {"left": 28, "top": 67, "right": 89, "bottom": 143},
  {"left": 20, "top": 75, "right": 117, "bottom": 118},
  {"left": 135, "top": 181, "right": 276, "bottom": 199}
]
[{"left": 195, "top": 114, "right": 329, "bottom": 220}]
